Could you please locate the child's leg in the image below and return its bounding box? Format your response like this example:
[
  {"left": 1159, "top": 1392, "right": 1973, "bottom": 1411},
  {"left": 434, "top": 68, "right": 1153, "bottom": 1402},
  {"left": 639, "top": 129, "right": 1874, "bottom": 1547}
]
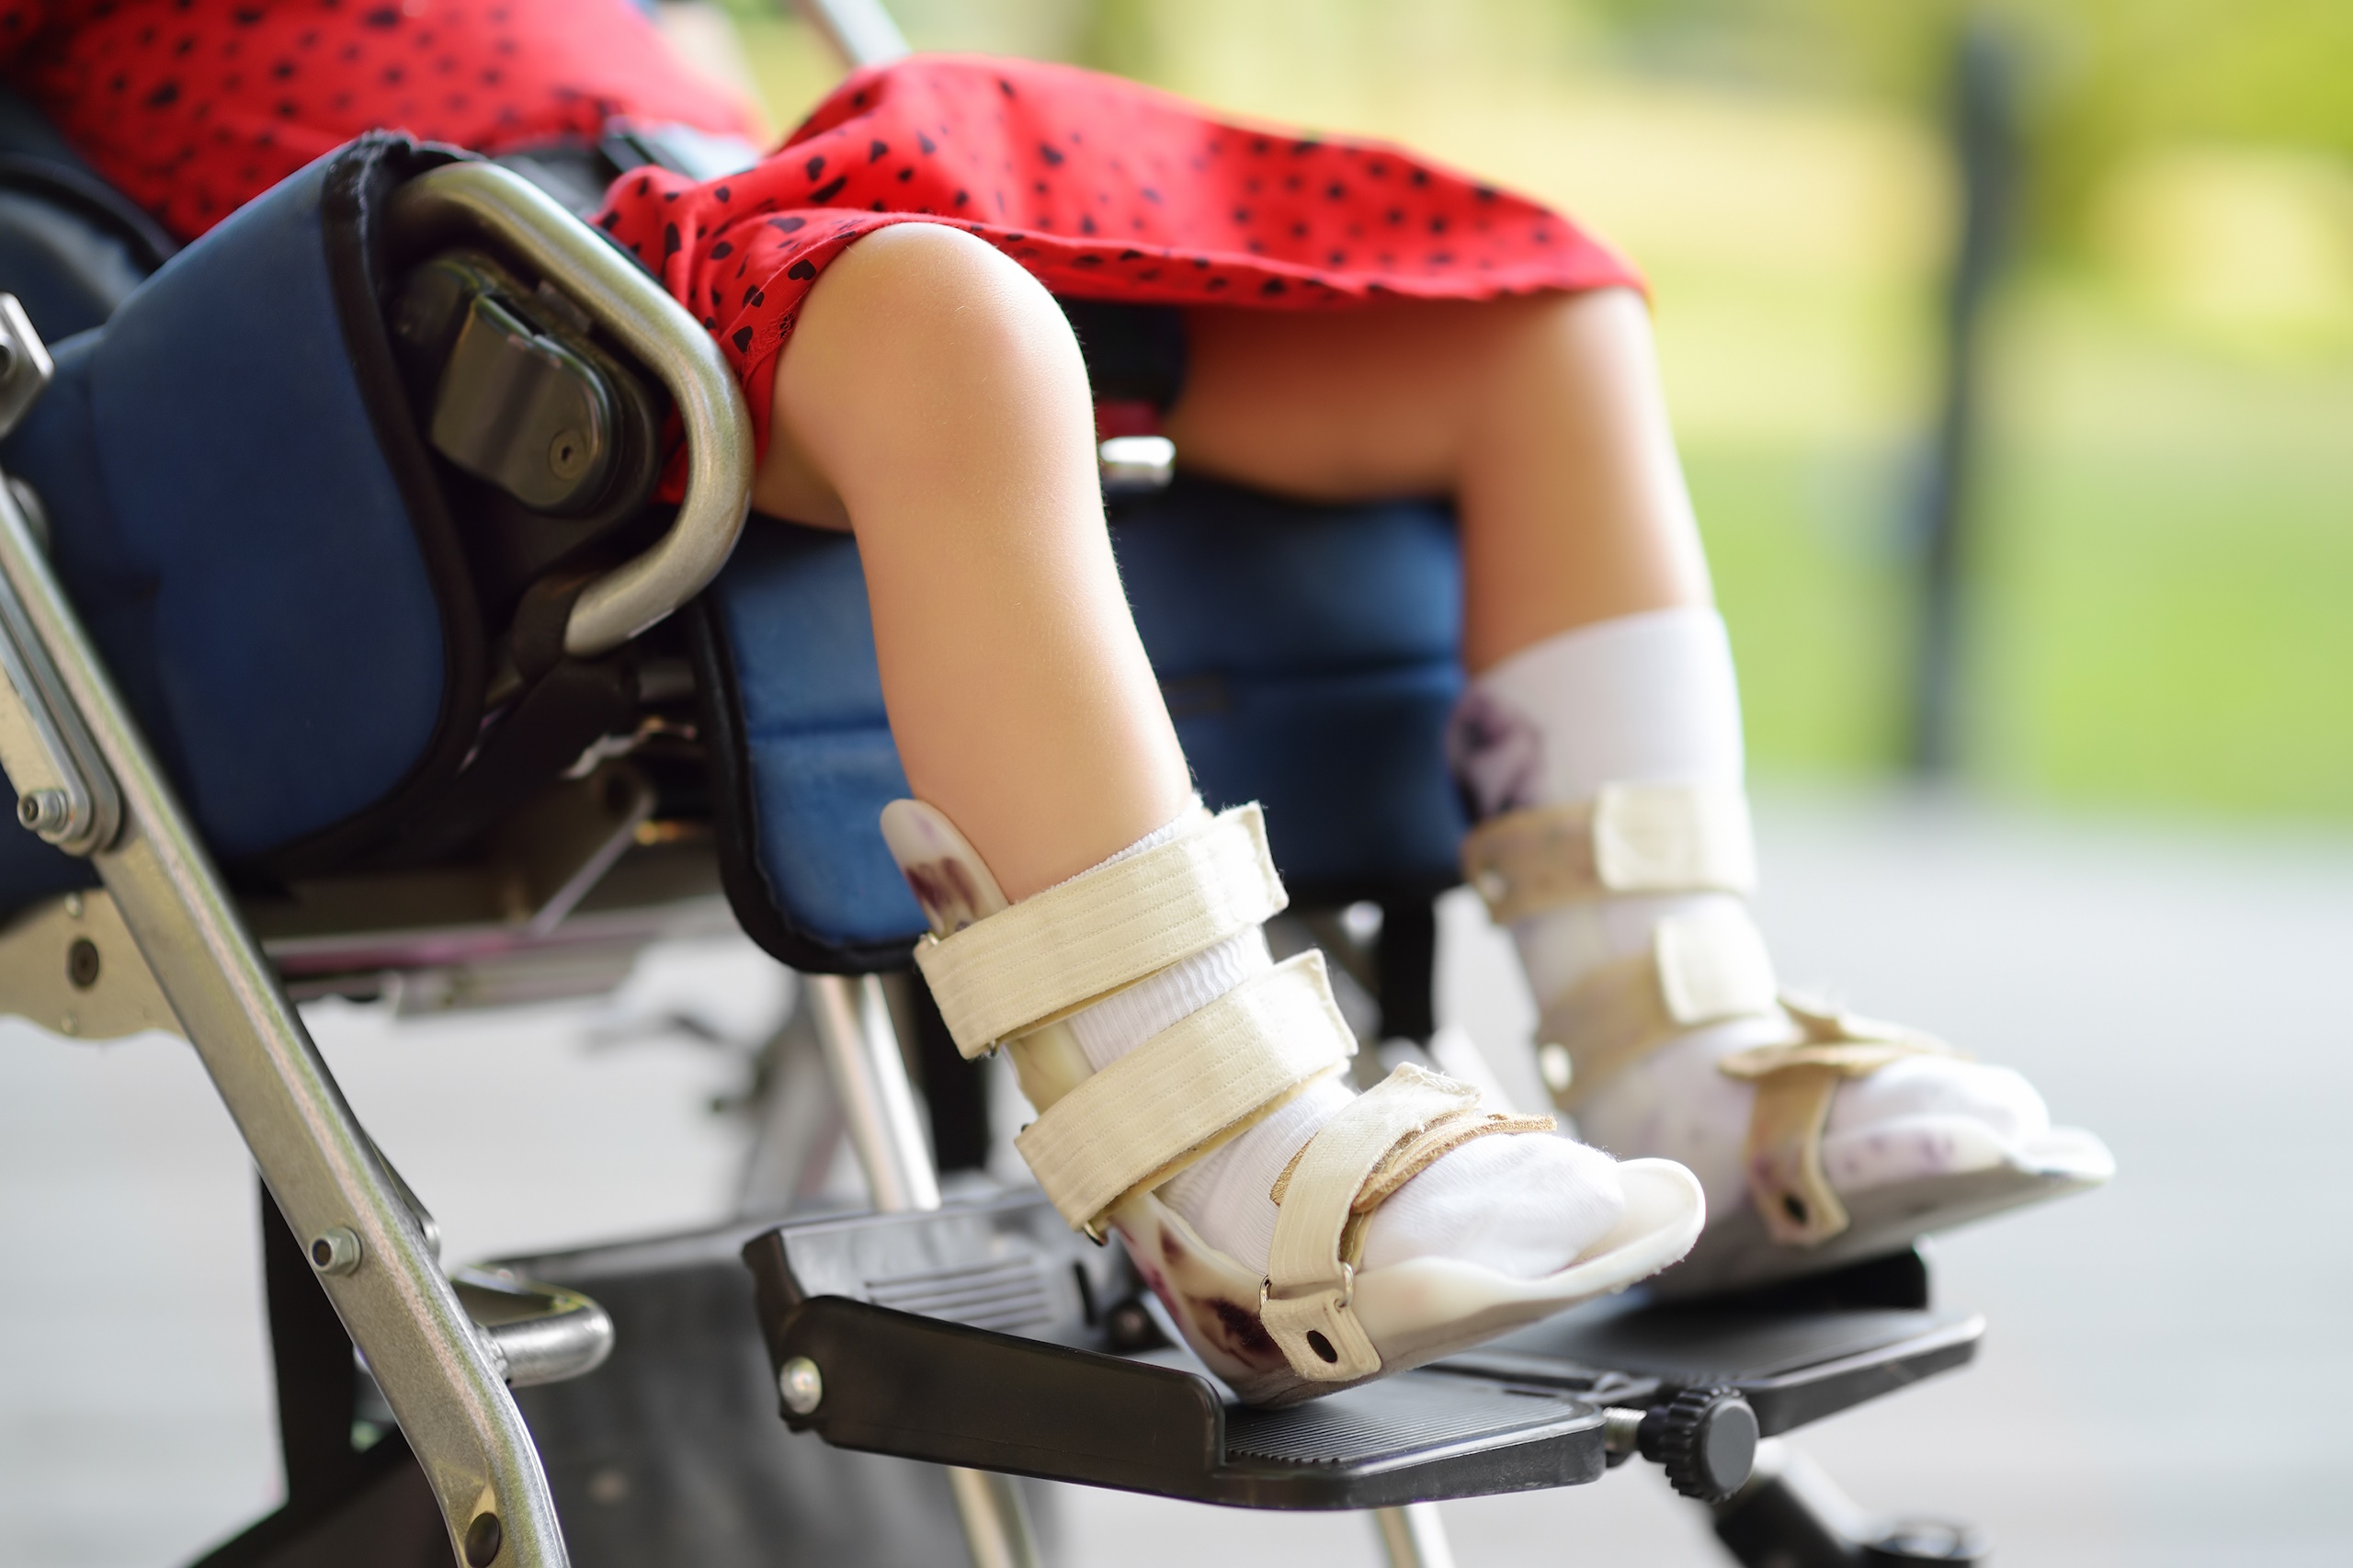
[
  {"left": 748, "top": 226, "right": 1636, "bottom": 1320},
  {"left": 1165, "top": 288, "right": 1707, "bottom": 670},
  {"left": 751, "top": 222, "right": 1192, "bottom": 901},
  {"left": 1169, "top": 290, "right": 2100, "bottom": 1287}
]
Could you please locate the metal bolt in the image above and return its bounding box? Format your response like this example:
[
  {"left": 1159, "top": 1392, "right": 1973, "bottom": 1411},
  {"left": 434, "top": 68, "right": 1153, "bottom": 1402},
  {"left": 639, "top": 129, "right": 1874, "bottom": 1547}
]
[
  {"left": 548, "top": 427, "right": 588, "bottom": 480},
  {"left": 309, "top": 1226, "right": 363, "bottom": 1277},
  {"left": 463, "top": 1510, "right": 503, "bottom": 1567},
  {"left": 778, "top": 1356, "right": 824, "bottom": 1415},
  {"left": 17, "top": 789, "right": 67, "bottom": 835},
  {"left": 1538, "top": 1042, "right": 1574, "bottom": 1096},
  {"left": 66, "top": 937, "right": 99, "bottom": 990}
]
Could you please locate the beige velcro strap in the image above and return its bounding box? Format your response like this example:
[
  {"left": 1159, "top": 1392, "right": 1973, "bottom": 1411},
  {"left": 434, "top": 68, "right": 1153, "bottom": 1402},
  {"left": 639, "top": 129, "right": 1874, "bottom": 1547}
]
[
  {"left": 1013, "top": 950, "right": 1355, "bottom": 1234},
  {"left": 1259, "top": 1063, "right": 1556, "bottom": 1383},
  {"left": 1718, "top": 999, "right": 1955, "bottom": 1245},
  {"left": 1463, "top": 782, "right": 1756, "bottom": 926},
  {"left": 1535, "top": 905, "right": 1780, "bottom": 1109},
  {"left": 915, "top": 803, "right": 1287, "bottom": 1057}
]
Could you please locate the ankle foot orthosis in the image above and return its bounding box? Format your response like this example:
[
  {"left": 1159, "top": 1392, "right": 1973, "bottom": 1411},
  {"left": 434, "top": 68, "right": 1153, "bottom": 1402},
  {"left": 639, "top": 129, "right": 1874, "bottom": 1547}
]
[
  {"left": 1461, "top": 781, "right": 1949, "bottom": 1247},
  {"left": 909, "top": 803, "right": 1552, "bottom": 1381}
]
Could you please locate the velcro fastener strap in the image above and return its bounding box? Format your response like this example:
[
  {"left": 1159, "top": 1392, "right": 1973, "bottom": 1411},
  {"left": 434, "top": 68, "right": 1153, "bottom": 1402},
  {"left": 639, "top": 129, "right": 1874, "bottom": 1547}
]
[
  {"left": 1718, "top": 1000, "right": 1954, "bottom": 1245},
  {"left": 1462, "top": 783, "right": 1756, "bottom": 925},
  {"left": 1014, "top": 951, "right": 1355, "bottom": 1233},
  {"left": 915, "top": 803, "right": 1287, "bottom": 1056},
  {"left": 1261, "top": 1063, "right": 1552, "bottom": 1383},
  {"left": 1536, "top": 905, "right": 1780, "bottom": 1109}
]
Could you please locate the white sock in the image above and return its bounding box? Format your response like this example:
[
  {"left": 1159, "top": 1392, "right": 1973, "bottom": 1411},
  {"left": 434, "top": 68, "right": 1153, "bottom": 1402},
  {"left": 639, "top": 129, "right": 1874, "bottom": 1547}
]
[
  {"left": 1450, "top": 608, "right": 2050, "bottom": 1215},
  {"left": 1449, "top": 607, "right": 1753, "bottom": 1004},
  {"left": 1058, "top": 807, "right": 1626, "bottom": 1278}
]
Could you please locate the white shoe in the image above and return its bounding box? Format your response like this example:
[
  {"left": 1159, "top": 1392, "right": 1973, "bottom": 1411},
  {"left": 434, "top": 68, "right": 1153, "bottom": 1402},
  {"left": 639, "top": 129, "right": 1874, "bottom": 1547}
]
[
  {"left": 884, "top": 800, "right": 1704, "bottom": 1406},
  {"left": 1464, "top": 784, "right": 2113, "bottom": 1299}
]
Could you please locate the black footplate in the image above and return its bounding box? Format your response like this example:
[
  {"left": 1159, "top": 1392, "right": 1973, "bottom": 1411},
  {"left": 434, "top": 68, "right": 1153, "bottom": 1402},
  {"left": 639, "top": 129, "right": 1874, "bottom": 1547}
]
[
  {"left": 1440, "top": 1247, "right": 1984, "bottom": 1438},
  {"left": 736, "top": 1190, "right": 1984, "bottom": 1511}
]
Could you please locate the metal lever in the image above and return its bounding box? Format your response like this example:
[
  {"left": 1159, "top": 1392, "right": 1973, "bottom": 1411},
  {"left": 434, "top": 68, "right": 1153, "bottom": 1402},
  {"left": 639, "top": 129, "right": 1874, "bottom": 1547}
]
[{"left": 387, "top": 163, "right": 754, "bottom": 657}]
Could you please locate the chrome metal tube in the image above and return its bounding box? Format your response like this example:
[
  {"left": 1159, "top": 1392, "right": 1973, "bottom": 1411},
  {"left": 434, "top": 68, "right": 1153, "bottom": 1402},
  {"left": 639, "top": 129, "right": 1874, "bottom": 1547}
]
[
  {"left": 385, "top": 162, "right": 754, "bottom": 657},
  {"left": 946, "top": 1467, "right": 1045, "bottom": 1568},
  {"left": 804, "top": 972, "right": 940, "bottom": 1214},
  {"left": 803, "top": 972, "right": 1050, "bottom": 1568},
  {"left": 1373, "top": 1503, "right": 1458, "bottom": 1568},
  {"left": 0, "top": 483, "right": 567, "bottom": 1568},
  {"left": 790, "top": 0, "right": 911, "bottom": 70}
]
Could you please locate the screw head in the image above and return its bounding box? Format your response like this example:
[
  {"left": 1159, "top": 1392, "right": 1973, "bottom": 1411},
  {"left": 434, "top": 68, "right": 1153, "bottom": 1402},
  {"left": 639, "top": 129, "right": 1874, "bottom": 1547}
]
[
  {"left": 17, "top": 789, "right": 67, "bottom": 835},
  {"left": 462, "top": 1509, "right": 503, "bottom": 1567},
  {"left": 309, "top": 1226, "right": 363, "bottom": 1277},
  {"left": 778, "top": 1356, "right": 824, "bottom": 1415},
  {"left": 547, "top": 427, "right": 588, "bottom": 480},
  {"left": 1538, "top": 1042, "right": 1574, "bottom": 1096},
  {"left": 66, "top": 937, "right": 99, "bottom": 990}
]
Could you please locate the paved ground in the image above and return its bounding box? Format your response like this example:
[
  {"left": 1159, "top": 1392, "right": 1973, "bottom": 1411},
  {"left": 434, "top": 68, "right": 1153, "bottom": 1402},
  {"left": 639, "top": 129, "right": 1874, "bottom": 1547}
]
[{"left": 4, "top": 790, "right": 2348, "bottom": 1566}]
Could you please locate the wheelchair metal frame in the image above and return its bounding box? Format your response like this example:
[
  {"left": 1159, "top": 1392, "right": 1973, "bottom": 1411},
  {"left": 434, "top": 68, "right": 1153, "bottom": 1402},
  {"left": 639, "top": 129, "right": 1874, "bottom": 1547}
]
[
  {"left": 0, "top": 9, "right": 1988, "bottom": 1566},
  {"left": 0, "top": 6, "right": 1483, "bottom": 1563},
  {"left": 0, "top": 161, "right": 760, "bottom": 1568}
]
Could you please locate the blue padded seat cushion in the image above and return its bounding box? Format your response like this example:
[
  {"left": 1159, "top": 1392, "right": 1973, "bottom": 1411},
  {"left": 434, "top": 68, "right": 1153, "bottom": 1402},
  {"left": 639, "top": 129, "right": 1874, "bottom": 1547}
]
[
  {"left": 0, "top": 135, "right": 484, "bottom": 912},
  {"left": 693, "top": 474, "right": 1468, "bottom": 972}
]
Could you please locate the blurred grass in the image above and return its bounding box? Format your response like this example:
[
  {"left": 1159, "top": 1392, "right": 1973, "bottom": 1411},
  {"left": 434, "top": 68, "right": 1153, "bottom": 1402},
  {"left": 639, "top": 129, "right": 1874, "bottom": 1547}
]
[
  {"left": 700, "top": 1, "right": 2353, "bottom": 823},
  {"left": 1973, "top": 284, "right": 2353, "bottom": 815}
]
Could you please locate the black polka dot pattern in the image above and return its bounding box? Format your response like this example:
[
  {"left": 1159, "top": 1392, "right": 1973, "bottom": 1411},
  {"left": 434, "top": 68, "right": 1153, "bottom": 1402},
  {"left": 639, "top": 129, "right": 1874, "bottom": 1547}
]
[
  {"left": 597, "top": 56, "right": 1639, "bottom": 473},
  {"left": 0, "top": 0, "right": 752, "bottom": 241},
  {"left": 0, "top": 17, "right": 1640, "bottom": 487}
]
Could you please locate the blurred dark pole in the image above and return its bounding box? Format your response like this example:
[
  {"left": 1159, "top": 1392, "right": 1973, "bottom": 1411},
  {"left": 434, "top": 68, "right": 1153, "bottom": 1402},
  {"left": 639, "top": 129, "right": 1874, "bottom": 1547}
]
[{"left": 1909, "top": 19, "right": 2020, "bottom": 776}]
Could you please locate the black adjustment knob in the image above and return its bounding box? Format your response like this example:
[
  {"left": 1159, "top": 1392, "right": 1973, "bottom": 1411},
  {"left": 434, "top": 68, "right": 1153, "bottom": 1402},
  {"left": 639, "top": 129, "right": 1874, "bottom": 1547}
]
[{"left": 1639, "top": 1386, "right": 1760, "bottom": 1502}]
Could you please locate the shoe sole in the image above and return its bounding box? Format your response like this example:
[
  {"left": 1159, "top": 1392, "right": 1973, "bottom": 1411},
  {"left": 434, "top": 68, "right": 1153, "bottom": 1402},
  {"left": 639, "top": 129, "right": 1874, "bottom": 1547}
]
[
  {"left": 1125, "top": 1156, "right": 1706, "bottom": 1407},
  {"left": 1649, "top": 1126, "right": 2114, "bottom": 1301}
]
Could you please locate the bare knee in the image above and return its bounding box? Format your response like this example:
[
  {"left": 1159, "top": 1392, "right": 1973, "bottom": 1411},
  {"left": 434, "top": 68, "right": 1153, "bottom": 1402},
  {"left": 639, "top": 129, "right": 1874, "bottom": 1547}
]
[{"left": 757, "top": 222, "right": 1096, "bottom": 527}]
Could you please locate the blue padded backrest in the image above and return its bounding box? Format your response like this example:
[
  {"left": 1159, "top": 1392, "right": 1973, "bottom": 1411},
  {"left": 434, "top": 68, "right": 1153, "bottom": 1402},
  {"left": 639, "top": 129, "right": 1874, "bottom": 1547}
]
[
  {"left": 0, "top": 146, "right": 451, "bottom": 896},
  {"left": 1111, "top": 481, "right": 1468, "bottom": 894},
  {"left": 710, "top": 475, "right": 1467, "bottom": 959}
]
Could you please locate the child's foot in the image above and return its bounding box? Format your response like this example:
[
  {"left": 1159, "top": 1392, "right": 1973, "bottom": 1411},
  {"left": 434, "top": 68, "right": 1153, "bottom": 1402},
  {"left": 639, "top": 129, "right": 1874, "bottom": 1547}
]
[
  {"left": 1464, "top": 789, "right": 2114, "bottom": 1298},
  {"left": 884, "top": 798, "right": 1703, "bottom": 1406},
  {"left": 1566, "top": 998, "right": 2112, "bottom": 1295}
]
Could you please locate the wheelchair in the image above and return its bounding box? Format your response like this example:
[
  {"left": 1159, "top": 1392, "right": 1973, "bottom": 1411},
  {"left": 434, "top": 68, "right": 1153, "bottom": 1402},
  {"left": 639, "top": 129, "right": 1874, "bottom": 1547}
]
[{"left": 0, "top": 7, "right": 1991, "bottom": 1565}]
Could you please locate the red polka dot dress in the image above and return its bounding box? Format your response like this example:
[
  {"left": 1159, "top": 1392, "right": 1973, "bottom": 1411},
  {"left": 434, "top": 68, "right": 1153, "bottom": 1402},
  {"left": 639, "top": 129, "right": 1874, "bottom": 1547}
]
[
  {"left": 0, "top": 4, "right": 1640, "bottom": 446},
  {"left": 597, "top": 55, "right": 1643, "bottom": 446},
  {"left": 0, "top": 0, "right": 756, "bottom": 238}
]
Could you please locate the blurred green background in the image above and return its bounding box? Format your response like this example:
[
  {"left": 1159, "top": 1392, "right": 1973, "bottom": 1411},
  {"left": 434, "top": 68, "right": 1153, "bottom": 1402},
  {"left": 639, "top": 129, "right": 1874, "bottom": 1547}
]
[{"left": 686, "top": 0, "right": 2353, "bottom": 821}]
